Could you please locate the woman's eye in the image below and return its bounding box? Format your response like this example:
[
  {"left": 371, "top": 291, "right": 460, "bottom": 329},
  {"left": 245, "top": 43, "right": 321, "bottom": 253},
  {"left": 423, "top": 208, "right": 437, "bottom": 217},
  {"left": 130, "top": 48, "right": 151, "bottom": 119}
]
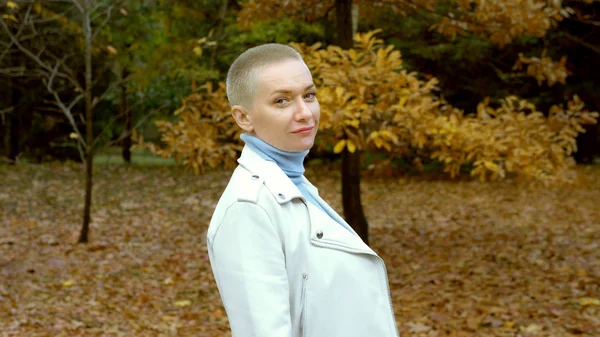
[
  {"left": 304, "top": 92, "right": 316, "bottom": 100},
  {"left": 275, "top": 98, "right": 289, "bottom": 105}
]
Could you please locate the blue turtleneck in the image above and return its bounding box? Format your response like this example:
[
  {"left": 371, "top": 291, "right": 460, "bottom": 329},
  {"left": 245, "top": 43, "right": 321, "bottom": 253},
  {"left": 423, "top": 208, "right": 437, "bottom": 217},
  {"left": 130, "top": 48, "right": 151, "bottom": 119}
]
[{"left": 240, "top": 133, "right": 327, "bottom": 212}]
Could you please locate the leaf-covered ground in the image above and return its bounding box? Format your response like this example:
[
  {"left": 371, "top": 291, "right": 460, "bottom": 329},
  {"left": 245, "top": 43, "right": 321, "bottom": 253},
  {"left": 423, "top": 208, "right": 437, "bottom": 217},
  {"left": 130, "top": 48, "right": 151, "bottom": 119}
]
[{"left": 1, "top": 162, "right": 599, "bottom": 337}]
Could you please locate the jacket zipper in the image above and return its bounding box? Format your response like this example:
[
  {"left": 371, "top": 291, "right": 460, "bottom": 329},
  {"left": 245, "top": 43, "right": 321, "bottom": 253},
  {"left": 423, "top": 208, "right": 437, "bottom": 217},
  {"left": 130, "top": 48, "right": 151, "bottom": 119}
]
[
  {"left": 311, "top": 241, "right": 399, "bottom": 337},
  {"left": 379, "top": 258, "right": 399, "bottom": 337},
  {"left": 299, "top": 273, "right": 308, "bottom": 337}
]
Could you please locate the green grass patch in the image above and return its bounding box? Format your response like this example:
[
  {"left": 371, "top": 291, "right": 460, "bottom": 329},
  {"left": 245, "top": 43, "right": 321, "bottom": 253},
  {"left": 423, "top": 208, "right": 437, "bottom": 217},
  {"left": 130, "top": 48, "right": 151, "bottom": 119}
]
[{"left": 94, "top": 147, "right": 176, "bottom": 166}]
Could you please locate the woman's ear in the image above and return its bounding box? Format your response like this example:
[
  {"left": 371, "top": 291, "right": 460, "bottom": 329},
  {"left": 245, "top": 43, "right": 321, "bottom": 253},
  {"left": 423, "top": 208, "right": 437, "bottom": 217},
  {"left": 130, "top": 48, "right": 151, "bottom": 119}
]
[{"left": 231, "top": 105, "right": 254, "bottom": 132}]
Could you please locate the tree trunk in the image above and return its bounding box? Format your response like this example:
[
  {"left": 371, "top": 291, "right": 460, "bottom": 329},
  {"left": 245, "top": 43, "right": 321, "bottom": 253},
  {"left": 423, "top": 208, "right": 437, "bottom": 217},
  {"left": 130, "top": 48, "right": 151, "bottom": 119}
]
[
  {"left": 8, "top": 79, "right": 20, "bottom": 164},
  {"left": 342, "top": 148, "right": 369, "bottom": 243},
  {"left": 335, "top": 0, "right": 369, "bottom": 244},
  {"left": 121, "top": 67, "right": 131, "bottom": 163},
  {"left": 79, "top": 0, "right": 93, "bottom": 244},
  {"left": 209, "top": 0, "right": 229, "bottom": 70},
  {"left": 335, "top": 0, "right": 353, "bottom": 49}
]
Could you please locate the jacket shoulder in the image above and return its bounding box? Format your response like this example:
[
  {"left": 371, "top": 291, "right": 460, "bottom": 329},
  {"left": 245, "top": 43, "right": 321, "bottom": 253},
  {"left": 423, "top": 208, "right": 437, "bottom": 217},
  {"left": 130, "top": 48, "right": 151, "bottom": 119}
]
[{"left": 227, "top": 166, "right": 266, "bottom": 204}]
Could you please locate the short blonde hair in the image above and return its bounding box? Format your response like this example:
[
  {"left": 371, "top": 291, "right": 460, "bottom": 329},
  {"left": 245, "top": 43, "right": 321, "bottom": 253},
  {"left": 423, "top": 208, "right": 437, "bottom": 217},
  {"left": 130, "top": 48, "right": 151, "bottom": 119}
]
[{"left": 226, "top": 43, "right": 304, "bottom": 108}]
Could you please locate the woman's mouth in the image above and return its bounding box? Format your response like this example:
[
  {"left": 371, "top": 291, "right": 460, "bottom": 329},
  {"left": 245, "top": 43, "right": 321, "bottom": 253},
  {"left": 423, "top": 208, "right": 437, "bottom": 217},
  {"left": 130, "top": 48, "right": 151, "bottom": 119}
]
[{"left": 292, "top": 127, "right": 314, "bottom": 134}]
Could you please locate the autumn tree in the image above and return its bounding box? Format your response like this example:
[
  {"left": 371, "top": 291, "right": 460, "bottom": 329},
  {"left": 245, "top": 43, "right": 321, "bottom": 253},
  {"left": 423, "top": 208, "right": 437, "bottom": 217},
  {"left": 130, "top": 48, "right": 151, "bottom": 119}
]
[
  {"left": 0, "top": 0, "right": 122, "bottom": 243},
  {"left": 230, "top": 0, "right": 586, "bottom": 242},
  {"left": 143, "top": 29, "right": 597, "bottom": 238},
  {"left": 142, "top": 0, "right": 598, "bottom": 244},
  {"left": 333, "top": 0, "right": 370, "bottom": 242},
  {"left": 296, "top": 29, "right": 597, "bottom": 177}
]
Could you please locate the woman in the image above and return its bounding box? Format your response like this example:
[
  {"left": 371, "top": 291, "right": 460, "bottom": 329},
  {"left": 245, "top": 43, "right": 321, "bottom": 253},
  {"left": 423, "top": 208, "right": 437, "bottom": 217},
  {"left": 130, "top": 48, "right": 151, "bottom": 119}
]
[{"left": 207, "top": 43, "right": 399, "bottom": 337}]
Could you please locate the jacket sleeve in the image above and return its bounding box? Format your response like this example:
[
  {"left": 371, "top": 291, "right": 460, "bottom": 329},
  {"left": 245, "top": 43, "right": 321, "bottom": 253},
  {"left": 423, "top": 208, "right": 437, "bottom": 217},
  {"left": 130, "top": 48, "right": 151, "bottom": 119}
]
[{"left": 207, "top": 201, "right": 292, "bottom": 337}]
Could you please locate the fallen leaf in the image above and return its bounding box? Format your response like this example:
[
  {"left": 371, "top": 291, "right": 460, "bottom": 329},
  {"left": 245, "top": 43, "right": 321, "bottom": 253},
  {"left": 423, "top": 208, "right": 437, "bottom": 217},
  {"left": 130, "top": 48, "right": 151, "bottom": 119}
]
[
  {"left": 175, "top": 300, "right": 191, "bottom": 307},
  {"left": 521, "top": 324, "right": 542, "bottom": 333},
  {"left": 408, "top": 321, "right": 431, "bottom": 333},
  {"left": 577, "top": 297, "right": 600, "bottom": 306},
  {"left": 213, "top": 309, "right": 224, "bottom": 319}
]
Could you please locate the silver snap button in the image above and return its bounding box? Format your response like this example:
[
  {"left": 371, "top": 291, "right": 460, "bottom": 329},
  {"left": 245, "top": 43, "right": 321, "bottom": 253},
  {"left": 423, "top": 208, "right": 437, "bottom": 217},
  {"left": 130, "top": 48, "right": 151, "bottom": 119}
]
[
  {"left": 251, "top": 175, "right": 259, "bottom": 180},
  {"left": 278, "top": 193, "right": 285, "bottom": 199},
  {"left": 316, "top": 230, "right": 323, "bottom": 239}
]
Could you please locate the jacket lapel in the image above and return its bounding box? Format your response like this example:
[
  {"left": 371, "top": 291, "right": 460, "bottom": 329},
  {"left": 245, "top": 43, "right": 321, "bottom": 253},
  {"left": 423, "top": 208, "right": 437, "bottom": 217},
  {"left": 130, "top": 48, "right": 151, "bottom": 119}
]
[
  {"left": 238, "top": 145, "right": 377, "bottom": 257},
  {"left": 306, "top": 201, "right": 377, "bottom": 256}
]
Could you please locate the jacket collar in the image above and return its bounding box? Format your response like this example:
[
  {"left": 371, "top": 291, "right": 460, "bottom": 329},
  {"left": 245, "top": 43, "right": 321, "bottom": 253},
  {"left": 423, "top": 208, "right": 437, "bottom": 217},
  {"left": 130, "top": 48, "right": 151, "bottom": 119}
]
[
  {"left": 238, "top": 145, "right": 314, "bottom": 204},
  {"left": 238, "top": 145, "right": 369, "bottom": 246}
]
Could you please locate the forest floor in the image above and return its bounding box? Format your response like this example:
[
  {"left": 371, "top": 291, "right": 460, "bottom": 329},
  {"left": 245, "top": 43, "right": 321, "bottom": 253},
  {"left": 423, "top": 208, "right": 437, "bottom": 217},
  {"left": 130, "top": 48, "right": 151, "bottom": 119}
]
[{"left": 1, "top": 162, "right": 599, "bottom": 337}]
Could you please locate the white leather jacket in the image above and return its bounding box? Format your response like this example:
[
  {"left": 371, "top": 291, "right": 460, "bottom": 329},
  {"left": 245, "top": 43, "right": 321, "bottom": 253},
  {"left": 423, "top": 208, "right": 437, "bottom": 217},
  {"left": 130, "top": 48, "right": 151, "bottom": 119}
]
[{"left": 207, "top": 145, "right": 399, "bottom": 337}]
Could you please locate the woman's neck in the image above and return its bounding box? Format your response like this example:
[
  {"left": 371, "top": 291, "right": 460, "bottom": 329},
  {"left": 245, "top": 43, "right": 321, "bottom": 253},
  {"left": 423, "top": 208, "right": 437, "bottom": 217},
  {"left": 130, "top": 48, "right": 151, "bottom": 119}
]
[{"left": 240, "top": 133, "right": 308, "bottom": 182}]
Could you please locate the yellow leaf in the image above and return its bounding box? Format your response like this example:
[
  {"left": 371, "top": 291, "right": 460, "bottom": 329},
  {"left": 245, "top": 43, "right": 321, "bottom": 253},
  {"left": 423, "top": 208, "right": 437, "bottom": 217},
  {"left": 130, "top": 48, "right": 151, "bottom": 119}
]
[
  {"left": 398, "top": 96, "right": 408, "bottom": 108},
  {"left": 7, "top": 1, "right": 18, "bottom": 9},
  {"left": 379, "top": 130, "right": 392, "bottom": 138},
  {"left": 175, "top": 300, "right": 191, "bottom": 307},
  {"left": 345, "top": 119, "right": 360, "bottom": 128},
  {"left": 213, "top": 309, "right": 224, "bottom": 319},
  {"left": 193, "top": 46, "right": 203, "bottom": 57},
  {"left": 578, "top": 297, "right": 600, "bottom": 306},
  {"left": 2, "top": 14, "right": 18, "bottom": 22},
  {"left": 62, "top": 280, "right": 74, "bottom": 287},
  {"left": 382, "top": 141, "right": 391, "bottom": 152},
  {"left": 504, "top": 321, "right": 515, "bottom": 328},
  {"left": 161, "top": 315, "right": 177, "bottom": 322},
  {"left": 163, "top": 277, "right": 174, "bottom": 285},
  {"left": 347, "top": 140, "right": 357, "bottom": 153},
  {"left": 521, "top": 324, "right": 542, "bottom": 333},
  {"left": 106, "top": 45, "right": 118, "bottom": 55},
  {"left": 333, "top": 140, "right": 346, "bottom": 154},
  {"left": 374, "top": 137, "right": 383, "bottom": 148}
]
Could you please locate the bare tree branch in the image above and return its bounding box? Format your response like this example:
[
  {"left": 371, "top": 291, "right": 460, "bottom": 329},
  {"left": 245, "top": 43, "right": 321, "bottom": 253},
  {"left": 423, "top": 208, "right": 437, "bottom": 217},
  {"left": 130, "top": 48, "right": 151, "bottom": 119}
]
[
  {"left": 564, "top": 32, "right": 600, "bottom": 55},
  {"left": 0, "top": 106, "right": 15, "bottom": 124},
  {"left": 71, "top": 0, "right": 85, "bottom": 14},
  {"left": 0, "top": 4, "right": 33, "bottom": 63},
  {"left": 92, "top": 4, "right": 113, "bottom": 40},
  {"left": 49, "top": 88, "right": 86, "bottom": 147},
  {"left": 0, "top": 14, "right": 87, "bottom": 149},
  {"left": 0, "top": 17, "right": 79, "bottom": 86},
  {"left": 0, "top": 67, "right": 25, "bottom": 76}
]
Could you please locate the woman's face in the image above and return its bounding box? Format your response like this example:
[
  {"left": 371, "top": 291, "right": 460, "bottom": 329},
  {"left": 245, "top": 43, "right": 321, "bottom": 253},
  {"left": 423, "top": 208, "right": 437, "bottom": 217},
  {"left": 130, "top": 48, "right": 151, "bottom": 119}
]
[{"left": 243, "top": 59, "right": 320, "bottom": 152}]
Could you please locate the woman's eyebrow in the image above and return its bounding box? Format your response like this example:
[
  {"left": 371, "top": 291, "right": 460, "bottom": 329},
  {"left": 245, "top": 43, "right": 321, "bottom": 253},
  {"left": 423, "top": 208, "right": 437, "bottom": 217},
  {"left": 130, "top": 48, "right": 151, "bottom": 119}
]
[{"left": 269, "top": 84, "right": 316, "bottom": 96}]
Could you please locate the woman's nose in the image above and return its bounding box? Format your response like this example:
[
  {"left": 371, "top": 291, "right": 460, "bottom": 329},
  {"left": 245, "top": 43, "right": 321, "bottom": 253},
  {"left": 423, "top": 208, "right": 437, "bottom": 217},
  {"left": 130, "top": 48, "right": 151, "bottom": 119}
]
[{"left": 294, "top": 99, "right": 312, "bottom": 120}]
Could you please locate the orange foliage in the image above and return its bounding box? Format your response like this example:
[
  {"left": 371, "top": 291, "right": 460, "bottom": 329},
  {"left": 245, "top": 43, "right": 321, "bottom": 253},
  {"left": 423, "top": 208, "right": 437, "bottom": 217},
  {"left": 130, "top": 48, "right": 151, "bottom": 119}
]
[
  {"left": 291, "top": 30, "right": 443, "bottom": 155},
  {"left": 133, "top": 82, "right": 241, "bottom": 174},
  {"left": 427, "top": 95, "right": 598, "bottom": 183},
  {"left": 237, "top": 0, "right": 334, "bottom": 29},
  {"left": 294, "top": 31, "right": 598, "bottom": 183},
  {"left": 237, "top": 0, "right": 571, "bottom": 48},
  {"left": 144, "top": 31, "right": 597, "bottom": 184},
  {"left": 433, "top": 0, "right": 571, "bottom": 47},
  {"left": 513, "top": 50, "right": 569, "bottom": 87},
  {"left": 236, "top": 0, "right": 438, "bottom": 29}
]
